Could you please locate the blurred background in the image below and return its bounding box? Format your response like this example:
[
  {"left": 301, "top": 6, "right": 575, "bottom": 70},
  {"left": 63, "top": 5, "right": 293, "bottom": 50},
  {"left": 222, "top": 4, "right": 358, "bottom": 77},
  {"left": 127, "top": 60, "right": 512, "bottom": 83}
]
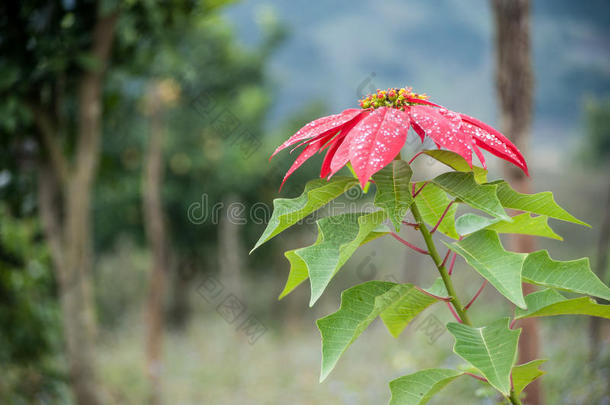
[{"left": 0, "top": 0, "right": 609, "bottom": 404}]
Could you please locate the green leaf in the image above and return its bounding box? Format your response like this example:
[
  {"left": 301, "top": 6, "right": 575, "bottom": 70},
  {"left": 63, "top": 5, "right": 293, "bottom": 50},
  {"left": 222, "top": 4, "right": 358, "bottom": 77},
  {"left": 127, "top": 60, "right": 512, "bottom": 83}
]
[
  {"left": 279, "top": 220, "right": 388, "bottom": 300},
  {"left": 522, "top": 251, "right": 610, "bottom": 300},
  {"left": 421, "top": 149, "right": 488, "bottom": 183},
  {"left": 432, "top": 172, "right": 509, "bottom": 220},
  {"left": 317, "top": 280, "right": 445, "bottom": 381},
  {"left": 414, "top": 183, "right": 459, "bottom": 239},
  {"left": 512, "top": 360, "right": 547, "bottom": 396},
  {"left": 388, "top": 368, "right": 464, "bottom": 405},
  {"left": 373, "top": 160, "right": 413, "bottom": 231},
  {"left": 282, "top": 211, "right": 387, "bottom": 305},
  {"left": 379, "top": 278, "right": 449, "bottom": 338},
  {"left": 454, "top": 213, "right": 495, "bottom": 235},
  {"left": 492, "top": 181, "right": 589, "bottom": 227},
  {"left": 447, "top": 318, "right": 520, "bottom": 395},
  {"left": 444, "top": 230, "right": 527, "bottom": 308},
  {"left": 455, "top": 213, "right": 562, "bottom": 240},
  {"left": 251, "top": 177, "right": 358, "bottom": 252},
  {"left": 347, "top": 162, "right": 371, "bottom": 193},
  {"left": 317, "top": 281, "right": 394, "bottom": 381},
  {"left": 278, "top": 249, "right": 310, "bottom": 300},
  {"left": 514, "top": 289, "right": 610, "bottom": 320},
  {"left": 423, "top": 277, "right": 450, "bottom": 297}
]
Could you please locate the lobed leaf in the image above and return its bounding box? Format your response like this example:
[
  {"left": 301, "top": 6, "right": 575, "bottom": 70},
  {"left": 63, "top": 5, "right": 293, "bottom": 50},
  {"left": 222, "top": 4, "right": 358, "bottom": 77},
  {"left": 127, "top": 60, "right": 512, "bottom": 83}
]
[
  {"left": 491, "top": 180, "right": 589, "bottom": 227},
  {"left": 280, "top": 222, "right": 387, "bottom": 300},
  {"left": 317, "top": 280, "right": 446, "bottom": 381},
  {"left": 522, "top": 251, "right": 610, "bottom": 301},
  {"left": 280, "top": 211, "right": 388, "bottom": 305},
  {"left": 421, "top": 149, "right": 488, "bottom": 183},
  {"left": 373, "top": 160, "right": 413, "bottom": 231},
  {"left": 278, "top": 249, "right": 310, "bottom": 300},
  {"left": 447, "top": 318, "right": 520, "bottom": 395},
  {"left": 514, "top": 289, "right": 610, "bottom": 320},
  {"left": 379, "top": 278, "right": 449, "bottom": 338},
  {"left": 432, "top": 172, "right": 509, "bottom": 220},
  {"left": 455, "top": 212, "right": 562, "bottom": 240},
  {"left": 317, "top": 281, "right": 394, "bottom": 381},
  {"left": 511, "top": 360, "right": 547, "bottom": 396},
  {"left": 251, "top": 177, "right": 358, "bottom": 252},
  {"left": 413, "top": 183, "right": 459, "bottom": 239},
  {"left": 388, "top": 368, "right": 464, "bottom": 405},
  {"left": 443, "top": 230, "right": 527, "bottom": 308}
]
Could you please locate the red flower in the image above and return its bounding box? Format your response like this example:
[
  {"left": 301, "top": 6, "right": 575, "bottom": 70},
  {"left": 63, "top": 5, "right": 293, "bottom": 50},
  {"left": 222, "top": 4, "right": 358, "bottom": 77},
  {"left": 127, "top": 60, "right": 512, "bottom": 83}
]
[{"left": 273, "top": 87, "right": 528, "bottom": 188}]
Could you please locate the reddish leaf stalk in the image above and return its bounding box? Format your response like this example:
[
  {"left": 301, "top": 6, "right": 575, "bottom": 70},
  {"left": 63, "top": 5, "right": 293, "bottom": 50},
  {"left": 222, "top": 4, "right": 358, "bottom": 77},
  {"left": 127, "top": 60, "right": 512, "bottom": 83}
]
[
  {"left": 430, "top": 200, "right": 455, "bottom": 234},
  {"left": 465, "top": 372, "right": 488, "bottom": 383},
  {"left": 440, "top": 248, "right": 452, "bottom": 267},
  {"left": 390, "top": 233, "right": 429, "bottom": 255},
  {"left": 447, "top": 302, "right": 462, "bottom": 323},
  {"left": 464, "top": 280, "right": 488, "bottom": 311},
  {"left": 416, "top": 287, "right": 453, "bottom": 302},
  {"left": 412, "top": 181, "right": 429, "bottom": 198},
  {"left": 447, "top": 251, "right": 457, "bottom": 275},
  {"left": 408, "top": 151, "right": 425, "bottom": 165}
]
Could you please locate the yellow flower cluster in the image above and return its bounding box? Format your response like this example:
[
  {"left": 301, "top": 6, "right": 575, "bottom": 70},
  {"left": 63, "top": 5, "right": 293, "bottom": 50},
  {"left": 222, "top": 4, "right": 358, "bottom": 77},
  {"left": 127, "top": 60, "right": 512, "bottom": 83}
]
[{"left": 359, "top": 86, "right": 428, "bottom": 109}]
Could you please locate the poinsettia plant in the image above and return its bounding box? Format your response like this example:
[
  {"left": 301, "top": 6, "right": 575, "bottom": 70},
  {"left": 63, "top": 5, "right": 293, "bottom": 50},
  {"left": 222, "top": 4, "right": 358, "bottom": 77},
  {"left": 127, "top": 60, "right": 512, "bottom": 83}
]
[{"left": 251, "top": 87, "right": 610, "bottom": 404}]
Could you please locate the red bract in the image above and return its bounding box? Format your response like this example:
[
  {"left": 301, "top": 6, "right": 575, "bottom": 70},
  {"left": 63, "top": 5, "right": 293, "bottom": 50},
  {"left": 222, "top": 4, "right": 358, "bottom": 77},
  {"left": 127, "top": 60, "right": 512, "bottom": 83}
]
[{"left": 273, "top": 87, "right": 528, "bottom": 189}]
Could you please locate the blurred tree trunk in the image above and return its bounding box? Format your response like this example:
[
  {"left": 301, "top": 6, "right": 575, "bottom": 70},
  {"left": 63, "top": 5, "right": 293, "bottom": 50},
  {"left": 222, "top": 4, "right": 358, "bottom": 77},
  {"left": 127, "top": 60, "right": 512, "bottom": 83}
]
[
  {"left": 33, "top": 11, "right": 118, "bottom": 405},
  {"left": 167, "top": 258, "right": 194, "bottom": 330},
  {"left": 143, "top": 83, "right": 170, "bottom": 405},
  {"left": 219, "top": 194, "right": 244, "bottom": 298},
  {"left": 491, "top": 1, "right": 542, "bottom": 404}
]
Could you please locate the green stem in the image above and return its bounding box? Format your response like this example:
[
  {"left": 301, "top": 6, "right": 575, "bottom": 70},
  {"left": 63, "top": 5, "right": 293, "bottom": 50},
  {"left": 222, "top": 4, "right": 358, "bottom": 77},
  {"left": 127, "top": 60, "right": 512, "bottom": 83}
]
[
  {"left": 411, "top": 202, "right": 523, "bottom": 405},
  {"left": 508, "top": 390, "right": 523, "bottom": 405},
  {"left": 410, "top": 203, "right": 472, "bottom": 326}
]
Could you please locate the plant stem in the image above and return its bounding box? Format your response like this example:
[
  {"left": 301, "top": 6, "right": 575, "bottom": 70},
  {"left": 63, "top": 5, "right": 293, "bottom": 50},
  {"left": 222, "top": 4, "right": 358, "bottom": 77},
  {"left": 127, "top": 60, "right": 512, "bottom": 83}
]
[
  {"left": 411, "top": 202, "right": 523, "bottom": 405},
  {"left": 410, "top": 203, "right": 472, "bottom": 325},
  {"left": 508, "top": 390, "right": 523, "bottom": 405}
]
